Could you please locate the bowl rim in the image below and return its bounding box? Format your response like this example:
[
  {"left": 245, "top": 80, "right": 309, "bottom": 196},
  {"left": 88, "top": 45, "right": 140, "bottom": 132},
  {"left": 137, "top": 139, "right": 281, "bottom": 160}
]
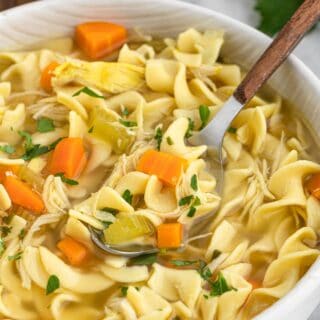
[{"left": 1, "top": 0, "right": 320, "bottom": 319}]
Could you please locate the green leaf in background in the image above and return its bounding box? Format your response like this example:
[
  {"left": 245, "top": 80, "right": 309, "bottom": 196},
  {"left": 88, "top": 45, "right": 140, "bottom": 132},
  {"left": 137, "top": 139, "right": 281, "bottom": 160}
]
[
  {"left": 46, "top": 275, "right": 60, "bottom": 295},
  {"left": 255, "top": 0, "right": 315, "bottom": 36}
]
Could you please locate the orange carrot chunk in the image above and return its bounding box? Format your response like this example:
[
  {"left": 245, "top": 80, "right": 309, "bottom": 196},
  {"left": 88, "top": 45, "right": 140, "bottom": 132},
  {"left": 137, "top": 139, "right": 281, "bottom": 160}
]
[
  {"left": 306, "top": 173, "right": 320, "bottom": 199},
  {"left": 3, "top": 175, "right": 45, "bottom": 214},
  {"left": 48, "top": 137, "right": 87, "bottom": 179},
  {"left": 136, "top": 150, "right": 187, "bottom": 187},
  {"left": 75, "top": 21, "right": 127, "bottom": 59},
  {"left": 57, "top": 237, "right": 90, "bottom": 266},
  {"left": 0, "top": 165, "right": 20, "bottom": 183},
  {"left": 40, "top": 61, "right": 59, "bottom": 92},
  {"left": 157, "top": 223, "right": 183, "bottom": 249}
]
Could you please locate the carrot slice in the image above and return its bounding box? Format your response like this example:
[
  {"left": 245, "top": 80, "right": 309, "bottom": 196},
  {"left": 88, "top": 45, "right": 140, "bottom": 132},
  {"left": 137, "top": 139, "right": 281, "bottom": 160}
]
[
  {"left": 136, "top": 150, "right": 187, "bottom": 187},
  {"left": 48, "top": 137, "right": 87, "bottom": 179},
  {"left": 157, "top": 223, "right": 183, "bottom": 249},
  {"left": 40, "top": 61, "right": 59, "bottom": 92},
  {"left": 306, "top": 173, "right": 320, "bottom": 199},
  {"left": 3, "top": 175, "right": 45, "bottom": 214},
  {"left": 57, "top": 237, "right": 90, "bottom": 266},
  {"left": 0, "top": 165, "right": 20, "bottom": 183},
  {"left": 75, "top": 21, "right": 127, "bottom": 59}
]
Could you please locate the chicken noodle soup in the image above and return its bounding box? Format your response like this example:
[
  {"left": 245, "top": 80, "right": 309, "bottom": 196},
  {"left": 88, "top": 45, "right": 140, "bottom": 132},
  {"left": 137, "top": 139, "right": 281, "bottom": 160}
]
[{"left": 0, "top": 21, "right": 319, "bottom": 320}]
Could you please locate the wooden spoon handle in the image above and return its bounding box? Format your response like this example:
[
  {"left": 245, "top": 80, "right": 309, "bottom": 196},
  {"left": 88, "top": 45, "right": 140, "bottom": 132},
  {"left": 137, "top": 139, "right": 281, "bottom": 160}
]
[{"left": 234, "top": 0, "right": 320, "bottom": 105}]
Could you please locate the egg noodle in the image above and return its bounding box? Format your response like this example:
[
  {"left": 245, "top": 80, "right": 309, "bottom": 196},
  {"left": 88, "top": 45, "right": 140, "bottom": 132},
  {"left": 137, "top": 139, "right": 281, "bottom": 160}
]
[{"left": 0, "top": 27, "right": 319, "bottom": 320}]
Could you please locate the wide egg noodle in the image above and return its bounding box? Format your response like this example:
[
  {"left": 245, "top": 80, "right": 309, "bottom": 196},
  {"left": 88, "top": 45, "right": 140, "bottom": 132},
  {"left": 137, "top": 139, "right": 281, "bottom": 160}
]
[{"left": 0, "top": 27, "right": 319, "bottom": 320}]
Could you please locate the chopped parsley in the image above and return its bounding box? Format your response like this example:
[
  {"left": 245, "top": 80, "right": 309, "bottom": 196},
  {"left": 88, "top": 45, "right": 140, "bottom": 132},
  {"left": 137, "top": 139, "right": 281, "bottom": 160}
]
[
  {"left": 18, "top": 228, "right": 26, "bottom": 240},
  {"left": 120, "top": 286, "right": 128, "bottom": 297},
  {"left": 212, "top": 249, "right": 222, "bottom": 260},
  {"left": 203, "top": 294, "right": 209, "bottom": 300},
  {"left": 119, "top": 119, "right": 137, "bottom": 127},
  {"left": 187, "top": 206, "right": 196, "bottom": 217},
  {"left": 37, "top": 117, "right": 55, "bottom": 133},
  {"left": 122, "top": 189, "right": 133, "bottom": 205},
  {"left": 227, "top": 127, "right": 237, "bottom": 134},
  {"left": 185, "top": 118, "right": 194, "bottom": 139},
  {"left": 0, "top": 226, "right": 12, "bottom": 238},
  {"left": 197, "top": 261, "right": 237, "bottom": 297},
  {"left": 166, "top": 136, "right": 174, "bottom": 145},
  {"left": 0, "top": 238, "right": 5, "bottom": 256},
  {"left": 170, "top": 259, "right": 198, "bottom": 266},
  {"left": 88, "top": 126, "right": 94, "bottom": 133},
  {"left": 190, "top": 174, "right": 198, "bottom": 191},
  {"left": 199, "top": 105, "right": 210, "bottom": 130},
  {"left": 54, "top": 173, "right": 79, "bottom": 185},
  {"left": 8, "top": 251, "right": 22, "bottom": 261},
  {"left": 192, "top": 196, "right": 201, "bottom": 207},
  {"left": 210, "top": 272, "right": 236, "bottom": 297},
  {"left": 154, "top": 127, "right": 163, "bottom": 150},
  {"left": 19, "top": 132, "right": 64, "bottom": 161},
  {"left": 122, "top": 107, "right": 130, "bottom": 117},
  {"left": 46, "top": 275, "right": 60, "bottom": 295},
  {"left": 19, "top": 131, "right": 33, "bottom": 150},
  {"left": 102, "top": 221, "right": 113, "bottom": 228},
  {"left": 179, "top": 195, "right": 194, "bottom": 206},
  {"left": 0, "top": 144, "right": 15, "bottom": 154},
  {"left": 72, "top": 87, "right": 105, "bottom": 99},
  {"left": 130, "top": 253, "right": 157, "bottom": 266},
  {"left": 101, "top": 207, "right": 119, "bottom": 215}
]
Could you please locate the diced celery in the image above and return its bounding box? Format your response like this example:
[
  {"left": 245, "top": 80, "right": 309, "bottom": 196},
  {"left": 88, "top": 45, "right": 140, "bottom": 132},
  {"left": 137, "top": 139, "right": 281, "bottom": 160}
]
[
  {"left": 103, "top": 215, "right": 154, "bottom": 245},
  {"left": 18, "top": 166, "right": 44, "bottom": 191},
  {"left": 89, "top": 107, "right": 134, "bottom": 154}
]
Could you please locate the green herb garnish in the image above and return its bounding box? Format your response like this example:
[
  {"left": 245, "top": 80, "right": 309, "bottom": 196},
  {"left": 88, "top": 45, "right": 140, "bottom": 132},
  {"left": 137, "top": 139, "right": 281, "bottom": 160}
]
[
  {"left": 199, "top": 105, "right": 210, "bottom": 130},
  {"left": 190, "top": 174, "right": 198, "bottom": 191},
  {"left": 187, "top": 206, "right": 196, "bottom": 217},
  {"left": 122, "top": 107, "right": 129, "bottom": 117},
  {"left": 0, "top": 145, "right": 15, "bottom": 154},
  {"left": 227, "top": 127, "right": 237, "bottom": 134},
  {"left": 130, "top": 253, "right": 157, "bottom": 265},
  {"left": 37, "top": 117, "right": 55, "bottom": 133},
  {"left": 166, "top": 136, "right": 174, "bottom": 145},
  {"left": 88, "top": 126, "right": 94, "bottom": 133},
  {"left": 19, "top": 130, "right": 33, "bottom": 150},
  {"left": 192, "top": 196, "right": 201, "bottom": 206},
  {"left": 0, "top": 226, "right": 12, "bottom": 237},
  {"left": 54, "top": 173, "right": 79, "bottom": 185},
  {"left": 185, "top": 118, "right": 194, "bottom": 139},
  {"left": 119, "top": 119, "right": 137, "bottom": 128},
  {"left": 120, "top": 286, "right": 128, "bottom": 297},
  {"left": 18, "top": 228, "right": 26, "bottom": 240},
  {"left": 0, "top": 238, "right": 5, "bottom": 256},
  {"left": 210, "top": 272, "right": 236, "bottom": 297},
  {"left": 73, "top": 87, "right": 105, "bottom": 99},
  {"left": 19, "top": 132, "right": 63, "bottom": 161},
  {"left": 46, "top": 275, "right": 60, "bottom": 295},
  {"left": 8, "top": 251, "right": 22, "bottom": 261},
  {"left": 122, "top": 189, "right": 133, "bottom": 205},
  {"left": 102, "top": 221, "right": 113, "bottom": 228},
  {"left": 179, "top": 195, "right": 194, "bottom": 206},
  {"left": 154, "top": 127, "right": 163, "bottom": 150},
  {"left": 101, "top": 207, "right": 119, "bottom": 215},
  {"left": 170, "top": 259, "right": 198, "bottom": 266},
  {"left": 212, "top": 249, "right": 222, "bottom": 260}
]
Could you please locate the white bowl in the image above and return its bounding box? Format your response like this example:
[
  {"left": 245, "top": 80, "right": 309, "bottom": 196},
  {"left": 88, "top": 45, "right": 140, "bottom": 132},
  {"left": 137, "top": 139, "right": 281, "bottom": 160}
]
[{"left": 1, "top": 0, "right": 320, "bottom": 319}]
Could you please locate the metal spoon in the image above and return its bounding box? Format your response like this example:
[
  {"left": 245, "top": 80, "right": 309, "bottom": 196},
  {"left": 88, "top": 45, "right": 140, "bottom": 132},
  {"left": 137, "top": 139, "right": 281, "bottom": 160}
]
[{"left": 90, "top": 0, "right": 320, "bottom": 257}]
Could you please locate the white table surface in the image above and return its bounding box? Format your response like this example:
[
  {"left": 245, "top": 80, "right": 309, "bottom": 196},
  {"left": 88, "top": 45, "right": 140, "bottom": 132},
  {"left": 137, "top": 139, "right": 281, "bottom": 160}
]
[
  {"left": 183, "top": 1, "right": 320, "bottom": 319},
  {"left": 183, "top": 0, "right": 320, "bottom": 79}
]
